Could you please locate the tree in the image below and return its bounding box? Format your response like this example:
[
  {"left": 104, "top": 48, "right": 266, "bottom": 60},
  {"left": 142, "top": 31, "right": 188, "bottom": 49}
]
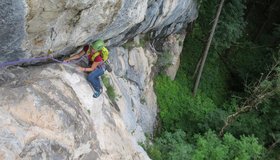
[
  {"left": 193, "top": 131, "right": 263, "bottom": 160},
  {"left": 193, "top": 0, "right": 225, "bottom": 96},
  {"left": 145, "top": 130, "right": 193, "bottom": 160},
  {"left": 220, "top": 57, "right": 280, "bottom": 136}
]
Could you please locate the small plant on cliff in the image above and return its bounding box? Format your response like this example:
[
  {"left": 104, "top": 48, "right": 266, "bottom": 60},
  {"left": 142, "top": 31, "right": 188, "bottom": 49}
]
[
  {"left": 123, "top": 40, "right": 136, "bottom": 50},
  {"left": 123, "top": 34, "right": 151, "bottom": 50},
  {"left": 139, "top": 34, "right": 151, "bottom": 48},
  {"left": 102, "top": 75, "right": 117, "bottom": 102},
  {"left": 157, "top": 50, "right": 173, "bottom": 73}
]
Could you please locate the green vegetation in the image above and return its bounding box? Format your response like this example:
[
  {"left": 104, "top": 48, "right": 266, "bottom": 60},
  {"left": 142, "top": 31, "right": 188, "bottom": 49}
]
[
  {"left": 149, "top": 0, "right": 280, "bottom": 159},
  {"left": 144, "top": 130, "right": 264, "bottom": 160},
  {"left": 123, "top": 40, "right": 136, "bottom": 50},
  {"left": 155, "top": 75, "right": 216, "bottom": 132},
  {"left": 157, "top": 50, "right": 173, "bottom": 73},
  {"left": 123, "top": 34, "right": 150, "bottom": 50},
  {"left": 102, "top": 75, "right": 117, "bottom": 102}
]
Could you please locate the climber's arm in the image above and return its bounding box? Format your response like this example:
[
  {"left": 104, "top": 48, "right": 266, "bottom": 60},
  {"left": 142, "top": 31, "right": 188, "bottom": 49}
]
[
  {"left": 78, "top": 61, "right": 100, "bottom": 72},
  {"left": 64, "top": 50, "right": 85, "bottom": 62}
]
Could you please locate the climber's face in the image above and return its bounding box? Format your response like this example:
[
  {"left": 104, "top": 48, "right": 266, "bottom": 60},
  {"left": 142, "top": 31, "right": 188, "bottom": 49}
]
[{"left": 91, "top": 48, "right": 95, "bottom": 53}]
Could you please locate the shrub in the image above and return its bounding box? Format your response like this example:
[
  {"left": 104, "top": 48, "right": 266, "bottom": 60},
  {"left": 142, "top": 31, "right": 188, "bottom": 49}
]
[
  {"left": 157, "top": 50, "right": 173, "bottom": 72},
  {"left": 192, "top": 130, "right": 264, "bottom": 160},
  {"left": 147, "top": 130, "right": 193, "bottom": 160},
  {"left": 102, "top": 75, "right": 117, "bottom": 102},
  {"left": 154, "top": 75, "right": 216, "bottom": 132}
]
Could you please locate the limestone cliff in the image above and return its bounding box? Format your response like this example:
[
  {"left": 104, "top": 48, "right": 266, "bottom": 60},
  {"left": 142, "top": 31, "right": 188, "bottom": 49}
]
[
  {"left": 0, "top": 64, "right": 150, "bottom": 159},
  {"left": 0, "top": 0, "right": 197, "bottom": 159},
  {"left": 0, "top": 0, "right": 197, "bottom": 61}
]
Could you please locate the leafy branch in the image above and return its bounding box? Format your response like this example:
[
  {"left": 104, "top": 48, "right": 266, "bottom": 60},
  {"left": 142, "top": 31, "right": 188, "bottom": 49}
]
[{"left": 219, "top": 56, "right": 280, "bottom": 136}]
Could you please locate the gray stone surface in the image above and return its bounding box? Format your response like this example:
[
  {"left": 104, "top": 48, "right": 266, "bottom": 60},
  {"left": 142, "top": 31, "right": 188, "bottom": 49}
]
[
  {"left": 164, "top": 34, "right": 186, "bottom": 80},
  {"left": 0, "top": 64, "right": 150, "bottom": 159},
  {"left": 0, "top": 0, "right": 197, "bottom": 63},
  {"left": 0, "top": 33, "right": 186, "bottom": 160},
  {"left": 0, "top": 0, "right": 27, "bottom": 62},
  {"left": 108, "top": 44, "right": 157, "bottom": 134}
]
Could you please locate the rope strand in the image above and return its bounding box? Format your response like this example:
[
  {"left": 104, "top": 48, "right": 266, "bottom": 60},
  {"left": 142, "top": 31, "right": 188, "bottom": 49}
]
[{"left": 0, "top": 54, "right": 86, "bottom": 69}]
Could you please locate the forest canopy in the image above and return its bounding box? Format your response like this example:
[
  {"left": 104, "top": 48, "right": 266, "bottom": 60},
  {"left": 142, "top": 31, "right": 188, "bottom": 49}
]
[{"left": 145, "top": 0, "right": 280, "bottom": 159}]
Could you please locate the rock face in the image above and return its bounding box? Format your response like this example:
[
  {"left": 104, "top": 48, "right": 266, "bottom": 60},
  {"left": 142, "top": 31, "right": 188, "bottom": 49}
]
[
  {"left": 163, "top": 34, "right": 186, "bottom": 80},
  {"left": 0, "top": 0, "right": 197, "bottom": 159},
  {"left": 0, "top": 0, "right": 197, "bottom": 62},
  {"left": 0, "top": 36, "right": 185, "bottom": 159},
  {"left": 110, "top": 45, "right": 158, "bottom": 134},
  {"left": 0, "top": 64, "right": 150, "bottom": 159},
  {"left": 0, "top": 0, "right": 27, "bottom": 61}
]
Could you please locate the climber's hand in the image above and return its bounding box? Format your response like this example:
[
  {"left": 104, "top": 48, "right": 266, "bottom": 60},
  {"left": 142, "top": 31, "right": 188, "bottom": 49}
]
[
  {"left": 77, "top": 66, "right": 84, "bottom": 71},
  {"left": 63, "top": 59, "right": 70, "bottom": 63}
]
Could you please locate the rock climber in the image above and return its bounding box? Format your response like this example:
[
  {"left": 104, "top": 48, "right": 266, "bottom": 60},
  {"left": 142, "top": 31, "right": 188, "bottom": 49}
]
[{"left": 64, "top": 39, "right": 109, "bottom": 98}]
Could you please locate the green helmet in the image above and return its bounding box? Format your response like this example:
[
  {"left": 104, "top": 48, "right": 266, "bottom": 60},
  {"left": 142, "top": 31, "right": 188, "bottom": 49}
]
[{"left": 91, "top": 39, "right": 105, "bottom": 51}]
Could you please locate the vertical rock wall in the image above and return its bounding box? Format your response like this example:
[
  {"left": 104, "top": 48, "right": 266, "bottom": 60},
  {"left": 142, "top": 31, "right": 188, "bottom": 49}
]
[
  {"left": 0, "top": 0, "right": 197, "bottom": 62},
  {"left": 0, "top": 64, "right": 151, "bottom": 159},
  {"left": 0, "top": 1, "right": 27, "bottom": 61}
]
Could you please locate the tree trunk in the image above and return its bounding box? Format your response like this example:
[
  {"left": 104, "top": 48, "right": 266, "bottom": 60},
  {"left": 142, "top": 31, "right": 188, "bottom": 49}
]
[
  {"left": 192, "top": 0, "right": 225, "bottom": 96},
  {"left": 192, "top": 56, "right": 202, "bottom": 79}
]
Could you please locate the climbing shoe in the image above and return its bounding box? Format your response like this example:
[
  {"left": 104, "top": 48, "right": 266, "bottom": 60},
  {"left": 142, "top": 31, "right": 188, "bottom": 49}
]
[{"left": 93, "top": 90, "right": 101, "bottom": 98}]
